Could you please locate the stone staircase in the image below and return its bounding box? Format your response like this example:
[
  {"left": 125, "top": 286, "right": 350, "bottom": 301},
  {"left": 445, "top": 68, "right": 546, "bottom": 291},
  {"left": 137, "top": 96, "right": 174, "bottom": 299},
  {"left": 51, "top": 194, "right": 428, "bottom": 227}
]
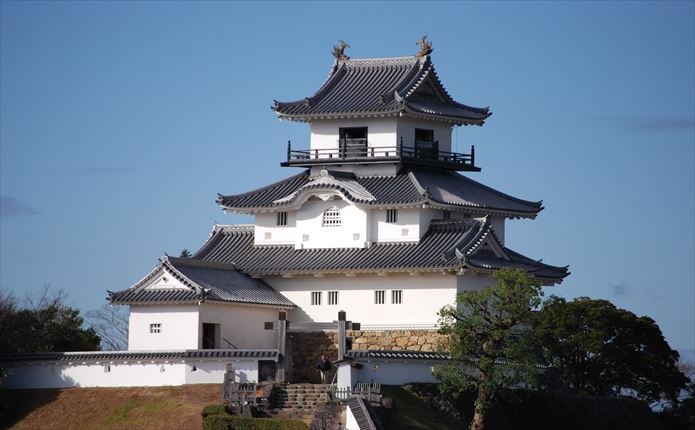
[{"left": 273, "top": 383, "right": 330, "bottom": 411}]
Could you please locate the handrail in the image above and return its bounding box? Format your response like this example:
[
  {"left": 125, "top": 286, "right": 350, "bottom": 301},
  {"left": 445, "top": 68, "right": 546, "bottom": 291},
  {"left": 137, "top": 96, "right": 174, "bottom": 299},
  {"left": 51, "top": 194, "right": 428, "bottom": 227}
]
[
  {"left": 223, "top": 337, "right": 238, "bottom": 350},
  {"left": 285, "top": 142, "right": 475, "bottom": 167}
]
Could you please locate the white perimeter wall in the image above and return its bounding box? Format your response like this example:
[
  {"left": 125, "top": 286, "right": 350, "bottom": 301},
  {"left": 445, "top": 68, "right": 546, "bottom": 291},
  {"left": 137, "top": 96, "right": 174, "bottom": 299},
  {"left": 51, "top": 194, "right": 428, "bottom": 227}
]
[
  {"left": 199, "top": 302, "right": 278, "bottom": 349},
  {"left": 2, "top": 360, "right": 259, "bottom": 389},
  {"left": 129, "top": 305, "right": 199, "bottom": 350},
  {"left": 268, "top": 273, "right": 457, "bottom": 324}
]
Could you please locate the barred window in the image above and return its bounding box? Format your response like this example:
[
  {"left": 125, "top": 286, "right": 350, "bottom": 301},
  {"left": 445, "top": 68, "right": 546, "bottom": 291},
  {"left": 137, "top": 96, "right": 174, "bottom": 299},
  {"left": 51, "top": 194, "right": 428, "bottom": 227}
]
[
  {"left": 322, "top": 207, "right": 341, "bottom": 227},
  {"left": 277, "top": 212, "right": 288, "bottom": 226},
  {"left": 150, "top": 323, "right": 162, "bottom": 334},
  {"left": 374, "top": 290, "right": 385, "bottom": 305},
  {"left": 392, "top": 290, "right": 403, "bottom": 304},
  {"left": 311, "top": 291, "right": 322, "bottom": 306},
  {"left": 328, "top": 291, "right": 339, "bottom": 305},
  {"left": 386, "top": 209, "right": 398, "bottom": 223}
]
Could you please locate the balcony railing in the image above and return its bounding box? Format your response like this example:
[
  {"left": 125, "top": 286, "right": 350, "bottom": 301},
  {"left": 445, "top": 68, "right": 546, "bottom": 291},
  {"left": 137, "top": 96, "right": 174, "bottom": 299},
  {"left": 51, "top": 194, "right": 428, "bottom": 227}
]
[{"left": 281, "top": 138, "right": 479, "bottom": 171}]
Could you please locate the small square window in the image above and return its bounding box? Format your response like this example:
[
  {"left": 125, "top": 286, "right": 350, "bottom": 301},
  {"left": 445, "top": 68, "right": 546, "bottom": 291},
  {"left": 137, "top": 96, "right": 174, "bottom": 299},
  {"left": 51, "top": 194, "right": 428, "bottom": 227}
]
[
  {"left": 374, "top": 290, "right": 385, "bottom": 305},
  {"left": 392, "top": 290, "right": 403, "bottom": 304},
  {"left": 277, "top": 212, "right": 288, "bottom": 226},
  {"left": 328, "top": 291, "right": 339, "bottom": 305},
  {"left": 322, "top": 207, "right": 341, "bottom": 227},
  {"left": 386, "top": 209, "right": 398, "bottom": 223},
  {"left": 311, "top": 291, "right": 322, "bottom": 306},
  {"left": 150, "top": 323, "right": 161, "bottom": 334}
]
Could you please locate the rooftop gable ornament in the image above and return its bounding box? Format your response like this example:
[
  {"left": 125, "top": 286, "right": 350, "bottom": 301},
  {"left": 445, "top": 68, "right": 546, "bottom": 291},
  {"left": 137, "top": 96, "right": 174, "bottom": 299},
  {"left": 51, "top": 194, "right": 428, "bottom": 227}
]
[
  {"left": 332, "top": 40, "right": 350, "bottom": 61},
  {"left": 415, "top": 36, "right": 433, "bottom": 57}
]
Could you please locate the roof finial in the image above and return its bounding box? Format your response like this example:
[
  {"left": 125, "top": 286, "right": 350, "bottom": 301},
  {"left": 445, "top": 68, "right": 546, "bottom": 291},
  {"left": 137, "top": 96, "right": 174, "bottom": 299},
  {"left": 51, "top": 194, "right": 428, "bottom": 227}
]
[
  {"left": 415, "top": 36, "right": 433, "bottom": 57},
  {"left": 332, "top": 40, "right": 350, "bottom": 61}
]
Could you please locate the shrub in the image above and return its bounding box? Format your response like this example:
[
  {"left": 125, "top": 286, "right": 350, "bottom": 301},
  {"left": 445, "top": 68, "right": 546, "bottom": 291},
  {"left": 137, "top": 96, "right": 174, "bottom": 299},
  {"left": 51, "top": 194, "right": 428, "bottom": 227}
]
[{"left": 201, "top": 404, "right": 308, "bottom": 430}]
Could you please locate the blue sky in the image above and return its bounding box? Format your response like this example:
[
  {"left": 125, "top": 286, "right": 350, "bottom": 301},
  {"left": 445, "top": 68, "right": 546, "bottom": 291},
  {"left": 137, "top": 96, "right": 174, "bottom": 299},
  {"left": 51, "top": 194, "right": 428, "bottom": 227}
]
[{"left": 1, "top": 1, "right": 693, "bottom": 352}]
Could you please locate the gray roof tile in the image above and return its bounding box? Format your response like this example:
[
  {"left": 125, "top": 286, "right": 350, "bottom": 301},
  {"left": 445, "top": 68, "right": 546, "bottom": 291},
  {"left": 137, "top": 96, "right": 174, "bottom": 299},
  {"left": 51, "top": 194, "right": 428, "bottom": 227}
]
[
  {"left": 109, "top": 257, "right": 296, "bottom": 307},
  {"left": 0, "top": 349, "right": 279, "bottom": 363},
  {"left": 218, "top": 168, "right": 542, "bottom": 217},
  {"left": 191, "top": 219, "right": 568, "bottom": 282},
  {"left": 273, "top": 56, "right": 490, "bottom": 124}
]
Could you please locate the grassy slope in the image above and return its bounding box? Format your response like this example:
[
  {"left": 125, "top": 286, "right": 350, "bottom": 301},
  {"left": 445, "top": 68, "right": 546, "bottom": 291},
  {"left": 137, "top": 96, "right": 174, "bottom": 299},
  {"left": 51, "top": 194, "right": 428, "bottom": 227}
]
[
  {"left": 3, "top": 384, "right": 220, "bottom": 430},
  {"left": 382, "top": 385, "right": 458, "bottom": 430}
]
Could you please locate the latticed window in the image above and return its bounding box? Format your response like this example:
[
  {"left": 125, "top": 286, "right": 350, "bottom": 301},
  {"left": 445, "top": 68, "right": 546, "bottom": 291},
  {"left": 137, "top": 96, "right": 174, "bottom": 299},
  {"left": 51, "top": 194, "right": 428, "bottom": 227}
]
[
  {"left": 386, "top": 209, "right": 398, "bottom": 223},
  {"left": 374, "top": 290, "right": 385, "bottom": 304},
  {"left": 150, "top": 323, "right": 161, "bottom": 334},
  {"left": 311, "top": 291, "right": 322, "bottom": 305},
  {"left": 392, "top": 290, "right": 403, "bottom": 304},
  {"left": 277, "top": 211, "right": 287, "bottom": 226},
  {"left": 328, "top": 291, "right": 339, "bottom": 305},
  {"left": 322, "top": 207, "right": 341, "bottom": 227}
]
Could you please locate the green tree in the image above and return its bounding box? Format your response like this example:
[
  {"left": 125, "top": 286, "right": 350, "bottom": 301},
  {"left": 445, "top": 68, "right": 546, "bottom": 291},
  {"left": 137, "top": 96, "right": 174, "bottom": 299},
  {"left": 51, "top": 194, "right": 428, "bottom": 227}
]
[
  {"left": 0, "top": 287, "right": 100, "bottom": 353},
  {"left": 436, "top": 268, "right": 543, "bottom": 430},
  {"left": 533, "top": 296, "right": 689, "bottom": 407}
]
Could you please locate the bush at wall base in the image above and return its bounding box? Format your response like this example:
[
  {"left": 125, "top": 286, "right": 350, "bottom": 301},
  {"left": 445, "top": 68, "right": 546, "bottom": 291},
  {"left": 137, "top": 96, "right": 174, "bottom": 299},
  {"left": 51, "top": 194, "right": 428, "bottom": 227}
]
[{"left": 201, "top": 405, "right": 308, "bottom": 430}]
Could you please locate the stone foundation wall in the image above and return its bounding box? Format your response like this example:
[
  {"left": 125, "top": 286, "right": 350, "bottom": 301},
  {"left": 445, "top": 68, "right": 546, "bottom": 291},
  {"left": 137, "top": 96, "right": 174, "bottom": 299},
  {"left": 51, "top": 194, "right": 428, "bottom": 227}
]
[
  {"left": 348, "top": 330, "right": 446, "bottom": 352},
  {"left": 287, "top": 329, "right": 446, "bottom": 382}
]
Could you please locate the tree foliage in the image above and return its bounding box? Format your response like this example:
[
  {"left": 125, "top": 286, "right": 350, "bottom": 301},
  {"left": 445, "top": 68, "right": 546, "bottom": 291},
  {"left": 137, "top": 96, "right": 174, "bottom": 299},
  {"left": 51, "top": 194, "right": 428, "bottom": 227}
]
[
  {"left": 436, "top": 268, "right": 543, "bottom": 430},
  {"left": 533, "top": 296, "right": 689, "bottom": 406},
  {"left": 0, "top": 286, "right": 100, "bottom": 353},
  {"left": 85, "top": 304, "right": 129, "bottom": 351}
]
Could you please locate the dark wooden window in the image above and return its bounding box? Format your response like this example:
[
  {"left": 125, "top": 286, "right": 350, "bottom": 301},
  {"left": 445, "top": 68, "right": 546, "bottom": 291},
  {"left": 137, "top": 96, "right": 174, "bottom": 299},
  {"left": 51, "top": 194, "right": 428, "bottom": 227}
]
[
  {"left": 339, "top": 127, "right": 368, "bottom": 157},
  {"left": 277, "top": 211, "right": 287, "bottom": 226},
  {"left": 415, "top": 128, "right": 437, "bottom": 159},
  {"left": 392, "top": 290, "right": 403, "bottom": 304},
  {"left": 311, "top": 291, "right": 322, "bottom": 305},
  {"left": 328, "top": 291, "right": 339, "bottom": 305},
  {"left": 386, "top": 209, "right": 398, "bottom": 223},
  {"left": 374, "top": 290, "right": 385, "bottom": 304}
]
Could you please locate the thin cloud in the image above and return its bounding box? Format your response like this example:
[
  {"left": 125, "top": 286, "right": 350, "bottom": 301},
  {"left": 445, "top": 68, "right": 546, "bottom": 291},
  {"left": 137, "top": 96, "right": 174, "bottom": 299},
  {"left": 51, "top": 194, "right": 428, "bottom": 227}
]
[{"left": 0, "top": 196, "right": 38, "bottom": 219}]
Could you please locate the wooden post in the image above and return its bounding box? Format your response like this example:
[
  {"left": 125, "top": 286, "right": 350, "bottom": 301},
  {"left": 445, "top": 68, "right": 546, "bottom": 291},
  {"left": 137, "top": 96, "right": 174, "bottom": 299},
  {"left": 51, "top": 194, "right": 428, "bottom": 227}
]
[
  {"left": 277, "top": 311, "right": 287, "bottom": 383},
  {"left": 338, "top": 310, "right": 347, "bottom": 360},
  {"left": 471, "top": 144, "right": 475, "bottom": 167}
]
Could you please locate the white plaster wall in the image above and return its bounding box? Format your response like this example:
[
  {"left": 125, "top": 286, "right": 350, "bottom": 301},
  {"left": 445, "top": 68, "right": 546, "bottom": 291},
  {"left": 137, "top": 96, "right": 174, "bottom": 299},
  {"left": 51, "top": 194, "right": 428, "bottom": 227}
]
[
  {"left": 310, "top": 118, "right": 397, "bottom": 153},
  {"left": 185, "top": 360, "right": 258, "bottom": 384},
  {"left": 370, "top": 208, "right": 422, "bottom": 243},
  {"left": 490, "top": 216, "right": 506, "bottom": 245},
  {"left": 396, "top": 118, "right": 453, "bottom": 152},
  {"left": 267, "top": 274, "right": 457, "bottom": 324},
  {"left": 128, "top": 305, "right": 199, "bottom": 350},
  {"left": 295, "top": 198, "right": 367, "bottom": 249},
  {"left": 2, "top": 360, "right": 261, "bottom": 389},
  {"left": 141, "top": 267, "right": 189, "bottom": 290},
  {"left": 418, "top": 208, "right": 439, "bottom": 239},
  {"left": 198, "top": 302, "right": 279, "bottom": 349},
  {"left": 255, "top": 212, "right": 296, "bottom": 245}
]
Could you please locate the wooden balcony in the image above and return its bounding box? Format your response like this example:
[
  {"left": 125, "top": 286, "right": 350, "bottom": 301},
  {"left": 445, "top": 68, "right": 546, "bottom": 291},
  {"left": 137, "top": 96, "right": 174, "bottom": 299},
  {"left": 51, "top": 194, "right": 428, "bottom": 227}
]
[{"left": 281, "top": 139, "right": 480, "bottom": 171}]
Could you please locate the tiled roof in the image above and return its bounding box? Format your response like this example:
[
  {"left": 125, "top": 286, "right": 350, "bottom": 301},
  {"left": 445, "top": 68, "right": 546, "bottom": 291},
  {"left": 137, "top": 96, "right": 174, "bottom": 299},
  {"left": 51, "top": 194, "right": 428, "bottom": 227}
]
[
  {"left": 272, "top": 56, "right": 490, "bottom": 124},
  {"left": 345, "top": 350, "right": 451, "bottom": 361},
  {"left": 0, "top": 349, "right": 279, "bottom": 363},
  {"left": 109, "top": 256, "right": 296, "bottom": 307},
  {"left": 217, "top": 168, "right": 542, "bottom": 218},
  {"left": 192, "top": 219, "right": 568, "bottom": 282}
]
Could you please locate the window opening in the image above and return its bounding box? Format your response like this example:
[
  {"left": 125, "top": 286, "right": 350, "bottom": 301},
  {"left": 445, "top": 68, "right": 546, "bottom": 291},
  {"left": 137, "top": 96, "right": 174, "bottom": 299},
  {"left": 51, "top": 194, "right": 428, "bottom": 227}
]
[
  {"left": 328, "top": 291, "right": 339, "bottom": 305},
  {"left": 374, "top": 290, "right": 385, "bottom": 305},
  {"left": 311, "top": 291, "right": 322, "bottom": 305},
  {"left": 392, "top": 290, "right": 403, "bottom": 304},
  {"left": 322, "top": 207, "right": 341, "bottom": 227},
  {"left": 386, "top": 209, "right": 398, "bottom": 223},
  {"left": 277, "top": 212, "right": 287, "bottom": 226},
  {"left": 414, "top": 128, "right": 437, "bottom": 159},
  {"left": 150, "top": 323, "right": 161, "bottom": 334},
  {"left": 339, "top": 127, "right": 368, "bottom": 157}
]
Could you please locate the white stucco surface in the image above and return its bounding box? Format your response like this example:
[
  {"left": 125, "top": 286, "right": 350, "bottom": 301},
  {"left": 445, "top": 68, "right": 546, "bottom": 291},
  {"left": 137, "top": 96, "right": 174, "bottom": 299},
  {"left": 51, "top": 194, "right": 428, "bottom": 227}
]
[
  {"left": 129, "top": 305, "right": 199, "bottom": 350},
  {"left": 198, "top": 302, "right": 279, "bottom": 349},
  {"left": 268, "top": 273, "right": 457, "bottom": 324}
]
